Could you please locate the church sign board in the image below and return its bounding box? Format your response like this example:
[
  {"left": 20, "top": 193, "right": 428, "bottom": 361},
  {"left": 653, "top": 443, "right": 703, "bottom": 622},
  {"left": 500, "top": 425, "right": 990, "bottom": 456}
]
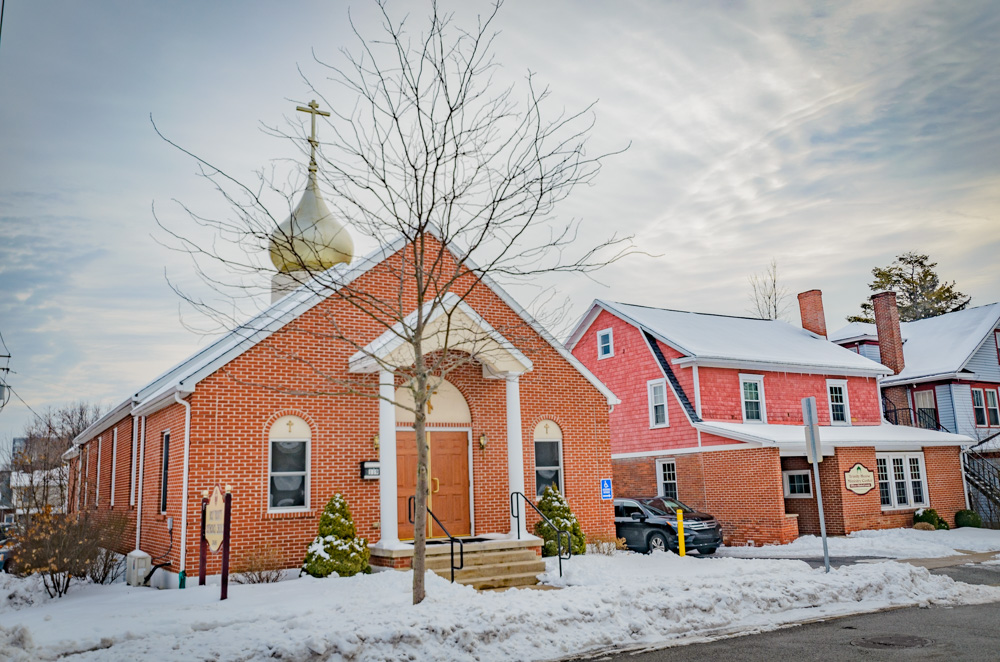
[
  {"left": 844, "top": 463, "right": 876, "bottom": 495},
  {"left": 199, "top": 484, "right": 233, "bottom": 600}
]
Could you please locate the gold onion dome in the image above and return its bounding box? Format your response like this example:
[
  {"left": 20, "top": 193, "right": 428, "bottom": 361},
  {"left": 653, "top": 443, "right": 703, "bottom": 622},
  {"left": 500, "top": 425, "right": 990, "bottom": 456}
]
[{"left": 268, "top": 176, "right": 354, "bottom": 273}]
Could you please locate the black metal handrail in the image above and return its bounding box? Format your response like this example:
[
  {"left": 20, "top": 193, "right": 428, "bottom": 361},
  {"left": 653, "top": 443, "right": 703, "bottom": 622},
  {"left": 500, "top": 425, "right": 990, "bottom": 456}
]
[
  {"left": 407, "top": 496, "right": 464, "bottom": 583},
  {"left": 510, "top": 491, "right": 571, "bottom": 577},
  {"left": 963, "top": 449, "right": 1000, "bottom": 507}
]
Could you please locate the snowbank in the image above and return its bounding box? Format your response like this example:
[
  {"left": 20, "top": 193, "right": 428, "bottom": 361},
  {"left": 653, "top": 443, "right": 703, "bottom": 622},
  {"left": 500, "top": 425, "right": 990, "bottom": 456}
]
[
  {"left": 717, "top": 526, "right": 1000, "bottom": 559},
  {"left": 2, "top": 551, "right": 999, "bottom": 661}
]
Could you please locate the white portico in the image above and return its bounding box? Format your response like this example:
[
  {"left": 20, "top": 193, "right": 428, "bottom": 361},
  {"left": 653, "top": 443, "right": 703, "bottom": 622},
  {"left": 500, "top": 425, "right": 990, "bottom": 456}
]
[{"left": 348, "top": 293, "right": 535, "bottom": 552}]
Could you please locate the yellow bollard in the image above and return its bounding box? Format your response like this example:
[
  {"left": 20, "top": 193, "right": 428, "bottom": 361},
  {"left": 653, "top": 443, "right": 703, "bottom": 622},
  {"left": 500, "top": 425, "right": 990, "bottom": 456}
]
[{"left": 677, "top": 509, "right": 685, "bottom": 557}]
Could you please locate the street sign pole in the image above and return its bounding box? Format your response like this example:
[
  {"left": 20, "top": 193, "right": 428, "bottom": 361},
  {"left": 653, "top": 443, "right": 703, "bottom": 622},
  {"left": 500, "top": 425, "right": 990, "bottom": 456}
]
[{"left": 802, "top": 397, "right": 830, "bottom": 573}]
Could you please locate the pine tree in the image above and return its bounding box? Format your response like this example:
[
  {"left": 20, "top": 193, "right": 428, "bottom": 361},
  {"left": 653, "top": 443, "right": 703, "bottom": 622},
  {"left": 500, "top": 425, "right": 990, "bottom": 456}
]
[
  {"left": 302, "top": 494, "right": 371, "bottom": 577},
  {"left": 848, "top": 252, "right": 971, "bottom": 323},
  {"left": 534, "top": 485, "right": 586, "bottom": 557}
]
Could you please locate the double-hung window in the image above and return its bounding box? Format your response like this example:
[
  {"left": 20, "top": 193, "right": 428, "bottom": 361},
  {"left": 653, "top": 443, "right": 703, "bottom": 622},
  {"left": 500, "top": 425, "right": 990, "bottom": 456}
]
[
  {"left": 985, "top": 390, "right": 1000, "bottom": 427},
  {"left": 782, "top": 470, "right": 812, "bottom": 498},
  {"left": 656, "top": 459, "right": 677, "bottom": 499},
  {"left": 160, "top": 431, "right": 170, "bottom": 514},
  {"left": 534, "top": 420, "right": 564, "bottom": 498},
  {"left": 876, "top": 452, "right": 928, "bottom": 509},
  {"left": 826, "top": 380, "right": 850, "bottom": 425},
  {"left": 913, "top": 390, "right": 937, "bottom": 430},
  {"left": 647, "top": 379, "right": 668, "bottom": 428},
  {"left": 740, "top": 374, "right": 766, "bottom": 423},
  {"left": 597, "top": 328, "right": 614, "bottom": 359},
  {"left": 972, "top": 389, "right": 988, "bottom": 427},
  {"left": 268, "top": 415, "right": 311, "bottom": 510}
]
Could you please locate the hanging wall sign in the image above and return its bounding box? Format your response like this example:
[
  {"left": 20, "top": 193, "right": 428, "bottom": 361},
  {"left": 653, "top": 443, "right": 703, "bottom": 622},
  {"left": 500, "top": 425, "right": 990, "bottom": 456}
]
[{"left": 844, "top": 463, "right": 876, "bottom": 495}]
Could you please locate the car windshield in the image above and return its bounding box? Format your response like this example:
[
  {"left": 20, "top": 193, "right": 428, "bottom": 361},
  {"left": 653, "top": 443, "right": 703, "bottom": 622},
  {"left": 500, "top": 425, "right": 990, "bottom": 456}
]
[{"left": 640, "top": 497, "right": 693, "bottom": 516}]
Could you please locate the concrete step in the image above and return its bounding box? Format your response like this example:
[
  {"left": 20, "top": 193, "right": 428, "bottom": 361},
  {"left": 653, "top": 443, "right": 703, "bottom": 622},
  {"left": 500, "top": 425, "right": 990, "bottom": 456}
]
[
  {"left": 467, "top": 572, "right": 544, "bottom": 591},
  {"left": 431, "top": 559, "right": 546, "bottom": 583},
  {"left": 425, "top": 548, "right": 539, "bottom": 570}
]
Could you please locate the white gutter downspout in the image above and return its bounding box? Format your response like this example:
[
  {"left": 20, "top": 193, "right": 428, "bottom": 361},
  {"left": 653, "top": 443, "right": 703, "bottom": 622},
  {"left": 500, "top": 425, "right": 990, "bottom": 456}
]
[
  {"left": 693, "top": 365, "right": 702, "bottom": 448},
  {"left": 135, "top": 416, "right": 147, "bottom": 550},
  {"left": 175, "top": 391, "right": 192, "bottom": 587}
]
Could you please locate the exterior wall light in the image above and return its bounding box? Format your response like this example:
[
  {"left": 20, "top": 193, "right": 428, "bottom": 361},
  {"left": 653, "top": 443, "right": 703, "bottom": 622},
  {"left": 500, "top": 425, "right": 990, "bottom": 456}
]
[
  {"left": 479, "top": 433, "right": 488, "bottom": 450},
  {"left": 372, "top": 433, "right": 380, "bottom": 452}
]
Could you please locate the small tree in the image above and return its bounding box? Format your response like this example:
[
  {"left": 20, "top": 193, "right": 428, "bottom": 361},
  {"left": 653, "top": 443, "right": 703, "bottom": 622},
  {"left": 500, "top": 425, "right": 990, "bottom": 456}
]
[
  {"left": 14, "top": 507, "right": 100, "bottom": 598},
  {"left": 747, "top": 258, "right": 790, "bottom": 321},
  {"left": 848, "top": 252, "right": 970, "bottom": 323},
  {"left": 534, "top": 485, "right": 586, "bottom": 557},
  {"left": 302, "top": 494, "right": 370, "bottom": 578}
]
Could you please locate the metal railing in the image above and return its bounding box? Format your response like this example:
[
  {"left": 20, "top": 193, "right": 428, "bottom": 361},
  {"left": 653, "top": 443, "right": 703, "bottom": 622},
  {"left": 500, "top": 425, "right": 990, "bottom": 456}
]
[
  {"left": 510, "top": 491, "right": 571, "bottom": 577},
  {"left": 407, "top": 496, "right": 464, "bottom": 583},
  {"left": 882, "top": 398, "right": 952, "bottom": 433},
  {"left": 963, "top": 447, "right": 1000, "bottom": 529}
]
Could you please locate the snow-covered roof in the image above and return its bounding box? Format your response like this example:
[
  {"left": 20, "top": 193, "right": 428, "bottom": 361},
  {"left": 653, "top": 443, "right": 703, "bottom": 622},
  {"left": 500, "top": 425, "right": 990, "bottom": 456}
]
[
  {"left": 570, "top": 300, "right": 889, "bottom": 376},
  {"left": 829, "top": 303, "right": 1000, "bottom": 386},
  {"left": 694, "top": 421, "right": 975, "bottom": 454},
  {"left": 71, "top": 232, "right": 617, "bottom": 447}
]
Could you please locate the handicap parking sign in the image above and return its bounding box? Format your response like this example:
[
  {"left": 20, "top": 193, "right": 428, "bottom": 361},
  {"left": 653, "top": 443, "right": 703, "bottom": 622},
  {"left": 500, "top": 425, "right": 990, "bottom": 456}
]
[{"left": 600, "top": 479, "right": 613, "bottom": 500}]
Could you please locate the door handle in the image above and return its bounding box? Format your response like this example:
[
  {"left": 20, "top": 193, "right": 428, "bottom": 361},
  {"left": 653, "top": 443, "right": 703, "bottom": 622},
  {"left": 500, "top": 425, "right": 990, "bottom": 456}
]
[{"left": 432, "top": 477, "right": 440, "bottom": 494}]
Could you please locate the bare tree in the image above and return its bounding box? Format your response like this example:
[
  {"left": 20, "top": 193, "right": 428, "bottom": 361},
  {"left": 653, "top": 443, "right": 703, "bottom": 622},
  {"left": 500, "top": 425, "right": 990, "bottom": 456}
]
[
  {"left": 156, "top": 1, "right": 632, "bottom": 604},
  {"left": 747, "top": 258, "right": 790, "bottom": 320}
]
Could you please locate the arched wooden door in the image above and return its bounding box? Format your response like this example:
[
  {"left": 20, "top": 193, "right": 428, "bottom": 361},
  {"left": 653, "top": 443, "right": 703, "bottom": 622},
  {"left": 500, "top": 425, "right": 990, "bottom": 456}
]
[{"left": 396, "top": 430, "right": 471, "bottom": 539}]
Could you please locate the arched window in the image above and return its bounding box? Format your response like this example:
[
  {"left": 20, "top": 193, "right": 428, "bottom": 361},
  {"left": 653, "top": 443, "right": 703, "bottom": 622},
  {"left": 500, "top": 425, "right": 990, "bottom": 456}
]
[
  {"left": 268, "top": 415, "right": 311, "bottom": 510},
  {"left": 534, "top": 420, "right": 564, "bottom": 497}
]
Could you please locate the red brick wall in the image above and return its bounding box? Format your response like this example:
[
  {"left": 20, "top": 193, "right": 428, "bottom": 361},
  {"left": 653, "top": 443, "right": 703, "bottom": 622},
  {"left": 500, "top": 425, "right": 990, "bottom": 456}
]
[{"left": 73, "top": 240, "right": 615, "bottom": 576}]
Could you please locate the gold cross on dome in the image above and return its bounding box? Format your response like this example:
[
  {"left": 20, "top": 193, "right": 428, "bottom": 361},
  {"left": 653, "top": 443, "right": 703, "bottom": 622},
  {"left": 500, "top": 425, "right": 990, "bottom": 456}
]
[{"left": 295, "top": 99, "right": 331, "bottom": 174}]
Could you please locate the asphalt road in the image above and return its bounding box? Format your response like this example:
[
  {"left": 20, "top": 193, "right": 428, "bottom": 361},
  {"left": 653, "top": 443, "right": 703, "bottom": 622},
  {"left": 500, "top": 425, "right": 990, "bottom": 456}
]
[{"left": 569, "top": 561, "right": 1000, "bottom": 662}]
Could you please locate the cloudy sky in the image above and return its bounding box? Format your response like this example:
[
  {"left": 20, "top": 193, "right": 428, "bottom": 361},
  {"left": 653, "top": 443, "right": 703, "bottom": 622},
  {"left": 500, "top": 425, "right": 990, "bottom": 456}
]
[{"left": 1, "top": 0, "right": 998, "bottom": 444}]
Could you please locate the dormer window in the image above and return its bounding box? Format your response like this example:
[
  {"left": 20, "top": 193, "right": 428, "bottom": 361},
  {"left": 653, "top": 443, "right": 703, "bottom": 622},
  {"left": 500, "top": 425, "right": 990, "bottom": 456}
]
[
  {"left": 826, "top": 380, "right": 851, "bottom": 426},
  {"left": 740, "top": 374, "right": 766, "bottom": 423},
  {"left": 597, "top": 328, "right": 614, "bottom": 359}
]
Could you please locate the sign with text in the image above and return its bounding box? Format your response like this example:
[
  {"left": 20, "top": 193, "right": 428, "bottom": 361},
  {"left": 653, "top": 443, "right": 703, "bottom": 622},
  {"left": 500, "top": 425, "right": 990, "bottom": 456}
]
[
  {"left": 360, "top": 461, "right": 381, "bottom": 480},
  {"left": 204, "top": 485, "right": 226, "bottom": 552},
  {"left": 601, "top": 479, "right": 613, "bottom": 500},
  {"left": 844, "top": 463, "right": 877, "bottom": 495}
]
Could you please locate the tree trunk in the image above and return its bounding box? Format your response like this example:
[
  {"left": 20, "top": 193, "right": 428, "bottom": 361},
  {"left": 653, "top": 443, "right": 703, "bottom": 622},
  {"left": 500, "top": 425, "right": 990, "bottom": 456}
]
[{"left": 411, "top": 364, "right": 430, "bottom": 604}]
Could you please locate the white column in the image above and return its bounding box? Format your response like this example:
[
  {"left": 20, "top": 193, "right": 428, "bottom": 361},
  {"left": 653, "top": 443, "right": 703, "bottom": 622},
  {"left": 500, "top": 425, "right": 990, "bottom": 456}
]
[
  {"left": 506, "top": 374, "right": 528, "bottom": 538},
  {"left": 378, "top": 370, "right": 399, "bottom": 547}
]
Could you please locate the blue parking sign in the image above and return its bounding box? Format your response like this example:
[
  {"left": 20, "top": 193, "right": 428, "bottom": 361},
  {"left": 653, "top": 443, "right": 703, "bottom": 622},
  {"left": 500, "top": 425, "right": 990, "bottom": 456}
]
[{"left": 600, "top": 479, "right": 613, "bottom": 500}]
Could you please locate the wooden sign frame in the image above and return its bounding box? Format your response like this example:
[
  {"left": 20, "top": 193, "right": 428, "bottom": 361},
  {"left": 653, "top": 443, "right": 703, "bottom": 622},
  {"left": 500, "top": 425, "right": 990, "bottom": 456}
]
[{"left": 198, "top": 485, "right": 233, "bottom": 600}]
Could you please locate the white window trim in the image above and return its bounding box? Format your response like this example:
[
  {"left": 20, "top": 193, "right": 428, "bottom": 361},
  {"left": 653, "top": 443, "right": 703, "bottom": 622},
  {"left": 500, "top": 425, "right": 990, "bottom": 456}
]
[
  {"left": 647, "top": 378, "right": 669, "bottom": 429},
  {"left": 876, "top": 452, "right": 929, "bottom": 510},
  {"left": 95, "top": 435, "right": 102, "bottom": 506},
  {"left": 267, "top": 436, "right": 311, "bottom": 513},
  {"left": 533, "top": 436, "right": 565, "bottom": 498},
  {"left": 972, "top": 388, "right": 988, "bottom": 428},
  {"left": 655, "top": 458, "right": 678, "bottom": 499},
  {"left": 739, "top": 374, "right": 767, "bottom": 424},
  {"left": 782, "top": 470, "right": 813, "bottom": 498},
  {"left": 160, "top": 430, "right": 170, "bottom": 515},
  {"left": 985, "top": 389, "right": 1000, "bottom": 427},
  {"left": 826, "top": 379, "right": 851, "bottom": 426},
  {"left": 110, "top": 427, "right": 118, "bottom": 507},
  {"left": 597, "top": 328, "right": 614, "bottom": 359}
]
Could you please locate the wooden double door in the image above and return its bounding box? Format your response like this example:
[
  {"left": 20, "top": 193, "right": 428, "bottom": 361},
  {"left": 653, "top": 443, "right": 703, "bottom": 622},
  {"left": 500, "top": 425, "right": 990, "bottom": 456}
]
[{"left": 396, "top": 430, "right": 471, "bottom": 539}]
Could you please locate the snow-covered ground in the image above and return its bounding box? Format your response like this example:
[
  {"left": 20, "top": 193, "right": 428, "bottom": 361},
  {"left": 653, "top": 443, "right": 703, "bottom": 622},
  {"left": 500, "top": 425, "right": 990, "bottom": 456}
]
[
  {"left": 717, "top": 526, "right": 1000, "bottom": 559},
  {"left": 3, "top": 539, "right": 1000, "bottom": 662}
]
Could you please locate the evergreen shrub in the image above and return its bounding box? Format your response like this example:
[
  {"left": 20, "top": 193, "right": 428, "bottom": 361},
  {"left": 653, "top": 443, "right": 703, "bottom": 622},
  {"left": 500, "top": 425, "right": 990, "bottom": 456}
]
[
  {"left": 302, "top": 494, "right": 370, "bottom": 578},
  {"left": 534, "top": 486, "right": 586, "bottom": 557},
  {"left": 955, "top": 510, "right": 983, "bottom": 528},
  {"left": 913, "top": 508, "right": 941, "bottom": 527}
]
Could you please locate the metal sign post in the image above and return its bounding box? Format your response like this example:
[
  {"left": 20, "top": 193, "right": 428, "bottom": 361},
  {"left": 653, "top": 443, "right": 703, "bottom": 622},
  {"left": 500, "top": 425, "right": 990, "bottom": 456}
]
[
  {"left": 802, "top": 397, "right": 830, "bottom": 573},
  {"left": 199, "top": 484, "right": 233, "bottom": 599}
]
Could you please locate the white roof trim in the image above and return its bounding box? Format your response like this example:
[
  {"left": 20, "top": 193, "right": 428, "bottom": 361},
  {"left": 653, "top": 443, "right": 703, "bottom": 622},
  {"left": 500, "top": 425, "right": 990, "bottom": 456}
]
[
  {"left": 695, "top": 421, "right": 975, "bottom": 451},
  {"left": 348, "top": 292, "right": 533, "bottom": 375},
  {"left": 69, "top": 399, "right": 134, "bottom": 447},
  {"left": 671, "top": 356, "right": 890, "bottom": 377}
]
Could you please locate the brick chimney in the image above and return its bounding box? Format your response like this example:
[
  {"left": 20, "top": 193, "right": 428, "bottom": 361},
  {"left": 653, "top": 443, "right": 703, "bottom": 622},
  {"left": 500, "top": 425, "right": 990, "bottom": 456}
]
[
  {"left": 871, "top": 291, "right": 905, "bottom": 375},
  {"left": 797, "top": 289, "right": 827, "bottom": 338}
]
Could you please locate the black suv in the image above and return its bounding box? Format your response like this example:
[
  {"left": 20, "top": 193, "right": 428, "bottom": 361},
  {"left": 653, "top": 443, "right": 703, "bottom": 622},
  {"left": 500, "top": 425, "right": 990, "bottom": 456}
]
[{"left": 614, "top": 497, "right": 722, "bottom": 555}]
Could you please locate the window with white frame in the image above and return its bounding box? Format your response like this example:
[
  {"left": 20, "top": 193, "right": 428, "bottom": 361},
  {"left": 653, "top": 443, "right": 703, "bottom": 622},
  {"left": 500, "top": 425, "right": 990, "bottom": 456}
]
[
  {"left": 826, "top": 380, "right": 850, "bottom": 425},
  {"left": 985, "top": 390, "right": 1000, "bottom": 427},
  {"left": 782, "top": 470, "right": 812, "bottom": 498},
  {"left": 534, "top": 420, "right": 564, "bottom": 497},
  {"left": 972, "top": 389, "right": 988, "bottom": 427},
  {"left": 740, "top": 374, "right": 766, "bottom": 423},
  {"left": 269, "top": 415, "right": 310, "bottom": 509},
  {"left": 647, "top": 379, "right": 668, "bottom": 428},
  {"left": 656, "top": 459, "right": 677, "bottom": 499},
  {"left": 159, "top": 431, "right": 170, "bottom": 514},
  {"left": 875, "top": 452, "right": 928, "bottom": 509},
  {"left": 597, "top": 328, "right": 614, "bottom": 359}
]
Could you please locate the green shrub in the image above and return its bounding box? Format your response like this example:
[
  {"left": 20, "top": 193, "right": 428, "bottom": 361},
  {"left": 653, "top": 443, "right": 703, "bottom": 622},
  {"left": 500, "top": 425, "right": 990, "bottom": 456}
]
[
  {"left": 955, "top": 510, "right": 982, "bottom": 528},
  {"left": 913, "top": 508, "right": 941, "bottom": 527},
  {"left": 935, "top": 519, "right": 950, "bottom": 530},
  {"left": 302, "top": 494, "right": 370, "bottom": 578},
  {"left": 534, "top": 486, "right": 586, "bottom": 557}
]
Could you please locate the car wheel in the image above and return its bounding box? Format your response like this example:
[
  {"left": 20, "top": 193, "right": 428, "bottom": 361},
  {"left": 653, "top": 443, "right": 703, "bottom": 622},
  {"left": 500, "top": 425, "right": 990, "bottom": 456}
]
[
  {"left": 700, "top": 547, "right": 717, "bottom": 555},
  {"left": 647, "top": 532, "right": 669, "bottom": 554}
]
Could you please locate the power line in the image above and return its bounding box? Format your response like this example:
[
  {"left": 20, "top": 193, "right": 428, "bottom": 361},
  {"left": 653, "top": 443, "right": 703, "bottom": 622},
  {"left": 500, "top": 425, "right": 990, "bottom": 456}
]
[{"left": 8, "top": 386, "right": 41, "bottom": 420}]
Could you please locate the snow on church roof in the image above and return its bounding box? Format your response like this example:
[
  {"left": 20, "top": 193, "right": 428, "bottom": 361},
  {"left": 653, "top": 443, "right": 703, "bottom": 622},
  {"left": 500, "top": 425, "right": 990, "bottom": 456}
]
[
  {"left": 829, "top": 302, "right": 1000, "bottom": 385},
  {"left": 573, "top": 300, "right": 889, "bottom": 376},
  {"left": 70, "top": 234, "right": 618, "bottom": 448}
]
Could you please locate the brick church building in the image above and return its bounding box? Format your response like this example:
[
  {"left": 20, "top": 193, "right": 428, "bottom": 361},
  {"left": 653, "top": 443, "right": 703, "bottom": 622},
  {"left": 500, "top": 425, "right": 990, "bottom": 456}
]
[{"left": 63, "top": 112, "right": 618, "bottom": 588}]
